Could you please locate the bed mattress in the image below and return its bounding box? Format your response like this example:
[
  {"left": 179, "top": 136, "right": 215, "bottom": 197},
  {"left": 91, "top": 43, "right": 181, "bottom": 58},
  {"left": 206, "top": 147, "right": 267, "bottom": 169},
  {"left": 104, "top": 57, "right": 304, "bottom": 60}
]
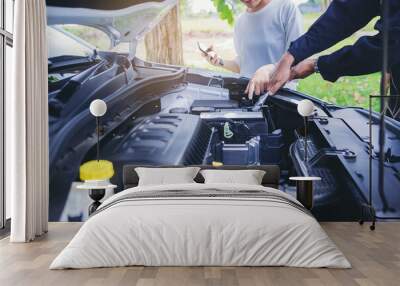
[{"left": 50, "top": 183, "right": 351, "bottom": 269}]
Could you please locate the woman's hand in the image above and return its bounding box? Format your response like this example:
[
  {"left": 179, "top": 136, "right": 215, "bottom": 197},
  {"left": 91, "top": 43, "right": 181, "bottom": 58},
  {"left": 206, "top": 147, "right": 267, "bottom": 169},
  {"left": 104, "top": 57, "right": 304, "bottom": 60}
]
[
  {"left": 245, "top": 54, "right": 317, "bottom": 99},
  {"left": 245, "top": 64, "right": 275, "bottom": 100},
  {"left": 201, "top": 44, "right": 223, "bottom": 67}
]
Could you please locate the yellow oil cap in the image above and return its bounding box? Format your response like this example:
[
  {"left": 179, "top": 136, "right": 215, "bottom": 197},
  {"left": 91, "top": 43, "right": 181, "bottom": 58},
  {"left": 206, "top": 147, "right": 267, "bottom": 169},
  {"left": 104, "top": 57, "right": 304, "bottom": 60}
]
[{"left": 80, "top": 160, "right": 114, "bottom": 181}]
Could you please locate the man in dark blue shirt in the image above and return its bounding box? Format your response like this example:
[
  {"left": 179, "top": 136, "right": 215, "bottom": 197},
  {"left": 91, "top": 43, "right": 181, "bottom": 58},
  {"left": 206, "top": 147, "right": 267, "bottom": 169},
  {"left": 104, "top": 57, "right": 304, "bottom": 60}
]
[{"left": 247, "top": 0, "right": 400, "bottom": 119}]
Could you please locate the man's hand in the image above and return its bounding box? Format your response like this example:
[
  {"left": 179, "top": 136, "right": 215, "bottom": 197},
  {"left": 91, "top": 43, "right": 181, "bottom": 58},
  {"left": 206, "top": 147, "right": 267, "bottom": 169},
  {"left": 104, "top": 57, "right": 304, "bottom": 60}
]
[
  {"left": 267, "top": 52, "right": 296, "bottom": 95},
  {"left": 290, "top": 58, "right": 316, "bottom": 80},
  {"left": 245, "top": 64, "right": 275, "bottom": 100},
  {"left": 200, "top": 44, "right": 222, "bottom": 66}
]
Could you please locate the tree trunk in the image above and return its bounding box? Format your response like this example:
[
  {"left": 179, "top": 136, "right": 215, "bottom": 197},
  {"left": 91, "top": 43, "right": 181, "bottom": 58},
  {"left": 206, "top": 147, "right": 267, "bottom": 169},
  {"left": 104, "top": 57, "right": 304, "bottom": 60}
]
[{"left": 144, "top": 4, "right": 184, "bottom": 65}]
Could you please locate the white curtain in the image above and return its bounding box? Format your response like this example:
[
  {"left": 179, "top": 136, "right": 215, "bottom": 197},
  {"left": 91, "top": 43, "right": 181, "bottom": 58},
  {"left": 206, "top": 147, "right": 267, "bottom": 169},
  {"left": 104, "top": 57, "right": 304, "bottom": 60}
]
[{"left": 7, "top": 0, "right": 49, "bottom": 242}]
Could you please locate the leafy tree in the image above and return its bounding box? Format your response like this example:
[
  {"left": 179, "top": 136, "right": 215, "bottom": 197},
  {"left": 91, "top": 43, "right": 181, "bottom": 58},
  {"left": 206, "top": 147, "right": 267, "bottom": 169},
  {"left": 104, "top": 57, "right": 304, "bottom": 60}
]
[{"left": 211, "top": 0, "right": 241, "bottom": 25}]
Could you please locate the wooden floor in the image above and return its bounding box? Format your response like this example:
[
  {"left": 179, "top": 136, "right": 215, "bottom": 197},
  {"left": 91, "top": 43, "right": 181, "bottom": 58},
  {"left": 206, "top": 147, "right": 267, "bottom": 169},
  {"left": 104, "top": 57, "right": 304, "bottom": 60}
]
[{"left": 0, "top": 223, "right": 399, "bottom": 286}]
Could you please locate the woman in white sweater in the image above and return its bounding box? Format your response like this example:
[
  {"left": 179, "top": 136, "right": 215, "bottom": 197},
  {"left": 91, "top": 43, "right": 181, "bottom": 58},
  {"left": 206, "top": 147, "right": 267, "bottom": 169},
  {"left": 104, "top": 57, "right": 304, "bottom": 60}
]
[{"left": 202, "top": 0, "right": 303, "bottom": 98}]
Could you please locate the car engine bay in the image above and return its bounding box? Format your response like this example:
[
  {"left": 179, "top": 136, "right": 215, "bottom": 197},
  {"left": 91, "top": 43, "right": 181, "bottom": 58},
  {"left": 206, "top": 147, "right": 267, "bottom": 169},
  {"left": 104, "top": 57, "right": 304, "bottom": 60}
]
[{"left": 48, "top": 56, "right": 400, "bottom": 222}]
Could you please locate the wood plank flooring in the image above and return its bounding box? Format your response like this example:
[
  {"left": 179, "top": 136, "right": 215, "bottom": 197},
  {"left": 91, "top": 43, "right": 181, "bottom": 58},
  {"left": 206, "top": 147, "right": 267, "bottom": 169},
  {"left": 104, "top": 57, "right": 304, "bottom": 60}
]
[{"left": 0, "top": 222, "right": 399, "bottom": 286}]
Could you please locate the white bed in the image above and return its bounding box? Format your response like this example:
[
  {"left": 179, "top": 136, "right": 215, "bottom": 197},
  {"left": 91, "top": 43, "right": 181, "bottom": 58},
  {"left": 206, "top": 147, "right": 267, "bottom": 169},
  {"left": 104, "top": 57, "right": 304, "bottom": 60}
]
[{"left": 50, "top": 183, "right": 351, "bottom": 269}]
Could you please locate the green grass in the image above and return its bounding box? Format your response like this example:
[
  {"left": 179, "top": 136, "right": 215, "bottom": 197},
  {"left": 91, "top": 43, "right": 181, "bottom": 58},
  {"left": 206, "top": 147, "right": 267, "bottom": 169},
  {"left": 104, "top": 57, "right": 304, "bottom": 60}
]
[{"left": 298, "top": 73, "right": 381, "bottom": 110}]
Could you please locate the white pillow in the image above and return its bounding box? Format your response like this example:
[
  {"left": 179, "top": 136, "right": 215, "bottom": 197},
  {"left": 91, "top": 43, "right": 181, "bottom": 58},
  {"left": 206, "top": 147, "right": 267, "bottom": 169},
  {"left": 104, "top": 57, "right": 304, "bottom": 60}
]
[
  {"left": 135, "top": 167, "right": 200, "bottom": 186},
  {"left": 200, "top": 169, "right": 266, "bottom": 185}
]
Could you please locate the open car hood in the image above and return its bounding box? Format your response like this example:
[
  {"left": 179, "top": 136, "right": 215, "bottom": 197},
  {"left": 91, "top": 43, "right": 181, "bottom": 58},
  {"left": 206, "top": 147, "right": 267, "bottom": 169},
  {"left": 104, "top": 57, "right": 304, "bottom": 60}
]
[{"left": 47, "top": 0, "right": 177, "bottom": 47}]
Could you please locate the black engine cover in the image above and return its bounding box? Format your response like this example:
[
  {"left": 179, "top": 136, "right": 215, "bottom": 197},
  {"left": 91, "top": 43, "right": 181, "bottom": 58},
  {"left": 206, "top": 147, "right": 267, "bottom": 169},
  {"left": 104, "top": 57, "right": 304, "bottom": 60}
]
[{"left": 102, "top": 113, "right": 212, "bottom": 188}]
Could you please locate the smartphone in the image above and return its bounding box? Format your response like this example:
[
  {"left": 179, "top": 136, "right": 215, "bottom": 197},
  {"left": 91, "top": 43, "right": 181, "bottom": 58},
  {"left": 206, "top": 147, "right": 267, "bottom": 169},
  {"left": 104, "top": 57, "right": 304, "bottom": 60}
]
[
  {"left": 197, "top": 42, "right": 209, "bottom": 56},
  {"left": 197, "top": 42, "right": 224, "bottom": 66}
]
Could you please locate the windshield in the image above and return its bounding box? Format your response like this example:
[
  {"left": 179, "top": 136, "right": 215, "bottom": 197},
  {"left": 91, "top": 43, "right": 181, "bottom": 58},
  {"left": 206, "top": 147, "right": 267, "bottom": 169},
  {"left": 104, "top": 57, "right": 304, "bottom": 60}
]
[{"left": 47, "top": 26, "right": 95, "bottom": 59}]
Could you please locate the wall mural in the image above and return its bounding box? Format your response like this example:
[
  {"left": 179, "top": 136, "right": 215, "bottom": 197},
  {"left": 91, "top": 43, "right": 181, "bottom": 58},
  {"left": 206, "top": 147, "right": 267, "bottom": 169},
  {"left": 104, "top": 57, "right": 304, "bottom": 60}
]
[{"left": 47, "top": 0, "right": 400, "bottom": 222}]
